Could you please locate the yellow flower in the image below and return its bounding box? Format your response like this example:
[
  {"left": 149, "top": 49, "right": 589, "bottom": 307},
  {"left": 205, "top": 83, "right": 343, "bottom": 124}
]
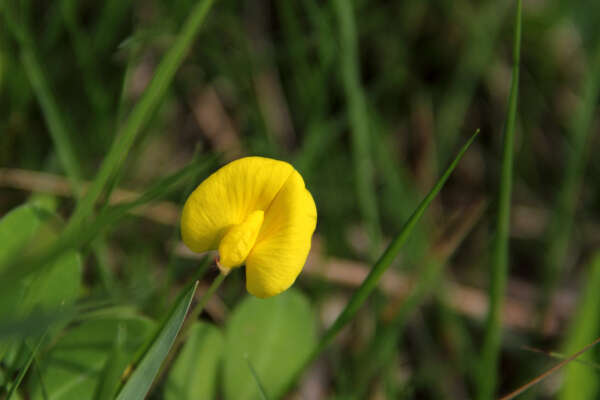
[{"left": 181, "top": 156, "right": 317, "bottom": 298}]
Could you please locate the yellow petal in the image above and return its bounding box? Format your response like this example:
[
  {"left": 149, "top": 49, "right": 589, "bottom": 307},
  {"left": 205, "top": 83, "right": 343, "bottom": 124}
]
[
  {"left": 181, "top": 157, "right": 293, "bottom": 252},
  {"left": 218, "top": 210, "right": 264, "bottom": 271},
  {"left": 180, "top": 156, "right": 317, "bottom": 298},
  {"left": 246, "top": 170, "right": 317, "bottom": 298}
]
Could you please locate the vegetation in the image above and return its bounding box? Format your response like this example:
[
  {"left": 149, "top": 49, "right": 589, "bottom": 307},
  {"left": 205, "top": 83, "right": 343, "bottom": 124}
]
[{"left": 1, "top": 0, "right": 600, "bottom": 398}]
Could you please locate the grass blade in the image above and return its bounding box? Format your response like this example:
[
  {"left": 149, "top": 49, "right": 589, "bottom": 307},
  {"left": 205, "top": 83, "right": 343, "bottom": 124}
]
[
  {"left": 115, "top": 282, "right": 198, "bottom": 400},
  {"left": 5, "top": 332, "right": 47, "bottom": 400},
  {"left": 65, "top": 0, "right": 216, "bottom": 233},
  {"left": 559, "top": 253, "right": 600, "bottom": 399},
  {"left": 286, "top": 129, "right": 479, "bottom": 391},
  {"left": 332, "top": 0, "right": 382, "bottom": 259},
  {"left": 94, "top": 324, "right": 129, "bottom": 400},
  {"left": 477, "top": 1, "right": 522, "bottom": 398}
]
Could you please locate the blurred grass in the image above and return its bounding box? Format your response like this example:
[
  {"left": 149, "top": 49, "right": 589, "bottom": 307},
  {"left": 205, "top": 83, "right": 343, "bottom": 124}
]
[
  {"left": 64, "top": 0, "right": 216, "bottom": 234},
  {"left": 542, "top": 38, "right": 600, "bottom": 314},
  {"left": 1, "top": 0, "right": 600, "bottom": 399},
  {"left": 333, "top": 0, "right": 382, "bottom": 260},
  {"left": 298, "top": 130, "right": 479, "bottom": 381}
]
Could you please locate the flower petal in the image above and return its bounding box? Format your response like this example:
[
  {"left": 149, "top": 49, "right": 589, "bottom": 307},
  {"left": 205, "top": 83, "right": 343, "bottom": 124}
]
[
  {"left": 218, "top": 210, "right": 264, "bottom": 270},
  {"left": 181, "top": 157, "right": 293, "bottom": 253},
  {"left": 245, "top": 171, "right": 317, "bottom": 298}
]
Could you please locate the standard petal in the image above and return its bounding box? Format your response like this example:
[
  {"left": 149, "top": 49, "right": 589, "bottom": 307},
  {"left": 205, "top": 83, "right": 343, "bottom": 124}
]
[
  {"left": 245, "top": 171, "right": 317, "bottom": 298},
  {"left": 181, "top": 157, "right": 293, "bottom": 253}
]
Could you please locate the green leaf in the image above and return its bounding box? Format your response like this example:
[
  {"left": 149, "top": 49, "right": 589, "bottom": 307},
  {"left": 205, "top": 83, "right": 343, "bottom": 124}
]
[
  {"left": 246, "top": 356, "right": 269, "bottom": 400},
  {"left": 164, "top": 322, "right": 224, "bottom": 400},
  {"left": 0, "top": 204, "right": 43, "bottom": 268},
  {"left": 0, "top": 204, "right": 82, "bottom": 362},
  {"left": 115, "top": 282, "right": 198, "bottom": 400},
  {"left": 29, "top": 316, "right": 154, "bottom": 400},
  {"left": 223, "top": 289, "right": 317, "bottom": 400},
  {"left": 19, "top": 249, "right": 81, "bottom": 315},
  {"left": 0, "top": 205, "right": 42, "bottom": 359}
]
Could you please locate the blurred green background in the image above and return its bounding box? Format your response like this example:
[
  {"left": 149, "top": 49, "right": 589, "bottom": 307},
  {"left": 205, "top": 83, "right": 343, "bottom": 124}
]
[{"left": 1, "top": 0, "right": 600, "bottom": 399}]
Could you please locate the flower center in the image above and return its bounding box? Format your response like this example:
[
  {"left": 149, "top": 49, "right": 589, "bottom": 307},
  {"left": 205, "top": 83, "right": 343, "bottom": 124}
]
[{"left": 217, "top": 210, "right": 264, "bottom": 272}]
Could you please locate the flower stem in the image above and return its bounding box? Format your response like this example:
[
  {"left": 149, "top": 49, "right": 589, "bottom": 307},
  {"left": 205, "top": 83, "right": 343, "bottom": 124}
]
[{"left": 188, "top": 272, "right": 227, "bottom": 325}]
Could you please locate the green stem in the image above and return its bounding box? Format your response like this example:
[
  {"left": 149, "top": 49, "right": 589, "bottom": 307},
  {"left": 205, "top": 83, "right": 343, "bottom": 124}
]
[{"left": 187, "top": 272, "right": 227, "bottom": 326}]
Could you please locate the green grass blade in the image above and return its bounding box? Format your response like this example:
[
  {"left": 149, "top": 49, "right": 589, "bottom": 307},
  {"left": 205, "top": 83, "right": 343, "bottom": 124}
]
[
  {"left": 332, "top": 0, "right": 382, "bottom": 259},
  {"left": 246, "top": 356, "right": 270, "bottom": 400},
  {"left": 477, "top": 1, "right": 522, "bottom": 398},
  {"left": 65, "top": 0, "right": 216, "bottom": 233},
  {"left": 304, "top": 129, "right": 479, "bottom": 370},
  {"left": 542, "top": 39, "right": 600, "bottom": 311},
  {"left": 5, "top": 332, "right": 46, "bottom": 400},
  {"left": 559, "top": 253, "right": 600, "bottom": 399},
  {"left": 115, "top": 282, "right": 198, "bottom": 400},
  {"left": 94, "top": 324, "right": 128, "bottom": 400}
]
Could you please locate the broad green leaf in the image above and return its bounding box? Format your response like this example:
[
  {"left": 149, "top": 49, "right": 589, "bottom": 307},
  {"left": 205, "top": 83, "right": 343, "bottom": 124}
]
[
  {"left": 164, "top": 322, "right": 224, "bottom": 400},
  {"left": 29, "top": 316, "right": 154, "bottom": 400},
  {"left": 115, "top": 281, "right": 198, "bottom": 400},
  {"left": 0, "top": 204, "right": 42, "bottom": 268},
  {"left": 0, "top": 204, "right": 81, "bottom": 363},
  {"left": 20, "top": 249, "right": 81, "bottom": 315},
  {"left": 224, "top": 289, "right": 317, "bottom": 400},
  {"left": 0, "top": 204, "right": 42, "bottom": 360}
]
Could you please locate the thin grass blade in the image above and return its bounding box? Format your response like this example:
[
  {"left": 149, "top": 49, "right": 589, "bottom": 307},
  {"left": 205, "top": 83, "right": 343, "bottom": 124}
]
[
  {"left": 314, "top": 129, "right": 478, "bottom": 358},
  {"left": 5, "top": 332, "right": 47, "bottom": 400},
  {"left": 284, "top": 129, "right": 479, "bottom": 394},
  {"left": 94, "top": 324, "right": 129, "bottom": 400},
  {"left": 477, "top": 1, "right": 522, "bottom": 398},
  {"left": 559, "top": 254, "right": 600, "bottom": 399}
]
